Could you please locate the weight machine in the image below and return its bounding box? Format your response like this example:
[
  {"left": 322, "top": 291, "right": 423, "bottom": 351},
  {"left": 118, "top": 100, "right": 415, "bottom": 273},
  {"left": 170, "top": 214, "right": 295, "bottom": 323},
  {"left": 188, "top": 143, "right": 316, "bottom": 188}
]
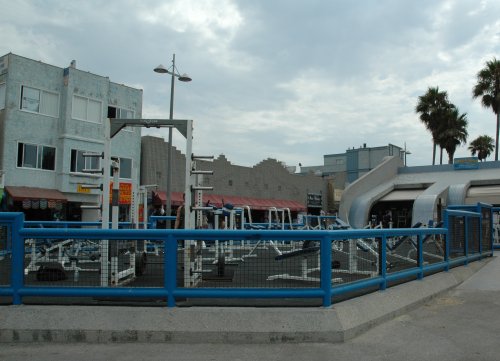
[{"left": 111, "top": 117, "right": 215, "bottom": 287}]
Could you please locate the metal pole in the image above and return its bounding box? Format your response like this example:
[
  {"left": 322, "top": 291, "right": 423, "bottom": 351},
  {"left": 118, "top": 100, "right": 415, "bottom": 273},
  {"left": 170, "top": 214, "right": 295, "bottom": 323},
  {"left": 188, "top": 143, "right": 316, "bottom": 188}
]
[
  {"left": 166, "top": 54, "right": 175, "bottom": 228},
  {"left": 101, "top": 119, "right": 111, "bottom": 287},
  {"left": 110, "top": 161, "right": 120, "bottom": 286},
  {"left": 404, "top": 143, "right": 407, "bottom": 166},
  {"left": 142, "top": 188, "right": 148, "bottom": 229},
  {"left": 111, "top": 161, "right": 120, "bottom": 229}
]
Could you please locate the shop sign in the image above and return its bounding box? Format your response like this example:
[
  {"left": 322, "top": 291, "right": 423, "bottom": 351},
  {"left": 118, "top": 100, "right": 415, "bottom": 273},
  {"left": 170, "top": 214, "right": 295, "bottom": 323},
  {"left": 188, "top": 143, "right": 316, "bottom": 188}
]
[
  {"left": 77, "top": 184, "right": 91, "bottom": 193},
  {"left": 109, "top": 182, "right": 132, "bottom": 204},
  {"left": 454, "top": 157, "right": 479, "bottom": 170},
  {"left": 307, "top": 193, "right": 322, "bottom": 208}
]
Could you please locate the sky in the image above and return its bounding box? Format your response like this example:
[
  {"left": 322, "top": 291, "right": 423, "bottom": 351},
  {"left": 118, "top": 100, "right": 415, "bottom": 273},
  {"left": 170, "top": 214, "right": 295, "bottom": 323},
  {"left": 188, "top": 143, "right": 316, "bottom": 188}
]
[{"left": 1, "top": 0, "right": 499, "bottom": 169}]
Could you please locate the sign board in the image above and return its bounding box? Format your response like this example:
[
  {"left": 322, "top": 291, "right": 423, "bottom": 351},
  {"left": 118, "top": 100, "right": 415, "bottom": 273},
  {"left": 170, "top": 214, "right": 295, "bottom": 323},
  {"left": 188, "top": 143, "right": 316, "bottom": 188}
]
[
  {"left": 454, "top": 157, "right": 479, "bottom": 170},
  {"left": 334, "top": 189, "right": 343, "bottom": 202},
  {"left": 307, "top": 193, "right": 322, "bottom": 208},
  {"left": 77, "top": 184, "right": 91, "bottom": 193},
  {"left": 108, "top": 182, "right": 132, "bottom": 204}
]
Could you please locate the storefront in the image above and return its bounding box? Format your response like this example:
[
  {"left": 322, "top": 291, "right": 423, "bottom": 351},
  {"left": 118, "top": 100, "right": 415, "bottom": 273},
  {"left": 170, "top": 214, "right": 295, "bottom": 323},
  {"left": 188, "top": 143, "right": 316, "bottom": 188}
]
[
  {"left": 4, "top": 186, "right": 67, "bottom": 221},
  {"left": 152, "top": 190, "right": 306, "bottom": 224}
]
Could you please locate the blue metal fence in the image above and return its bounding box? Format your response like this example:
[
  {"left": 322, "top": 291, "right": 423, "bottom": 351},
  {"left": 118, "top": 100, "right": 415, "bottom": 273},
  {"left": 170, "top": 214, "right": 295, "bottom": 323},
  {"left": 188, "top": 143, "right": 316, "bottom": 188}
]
[{"left": 0, "top": 206, "right": 493, "bottom": 308}]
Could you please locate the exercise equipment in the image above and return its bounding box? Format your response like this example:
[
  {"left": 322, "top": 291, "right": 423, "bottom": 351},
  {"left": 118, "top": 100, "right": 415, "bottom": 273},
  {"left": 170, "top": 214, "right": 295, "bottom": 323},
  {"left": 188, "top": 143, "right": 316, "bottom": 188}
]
[{"left": 267, "top": 241, "right": 343, "bottom": 283}]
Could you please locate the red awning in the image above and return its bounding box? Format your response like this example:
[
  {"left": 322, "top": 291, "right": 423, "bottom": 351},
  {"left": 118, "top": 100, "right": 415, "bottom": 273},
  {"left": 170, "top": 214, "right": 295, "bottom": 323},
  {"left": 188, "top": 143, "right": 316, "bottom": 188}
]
[
  {"left": 152, "top": 191, "right": 185, "bottom": 207},
  {"left": 205, "top": 195, "right": 306, "bottom": 212},
  {"left": 153, "top": 191, "right": 306, "bottom": 212},
  {"left": 5, "top": 186, "right": 67, "bottom": 202}
]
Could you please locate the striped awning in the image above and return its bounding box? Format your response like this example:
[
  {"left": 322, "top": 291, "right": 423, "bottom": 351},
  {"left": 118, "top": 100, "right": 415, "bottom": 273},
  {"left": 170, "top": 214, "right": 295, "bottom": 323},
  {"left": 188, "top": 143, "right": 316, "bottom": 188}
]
[
  {"left": 5, "top": 186, "right": 67, "bottom": 202},
  {"left": 153, "top": 191, "right": 306, "bottom": 212}
]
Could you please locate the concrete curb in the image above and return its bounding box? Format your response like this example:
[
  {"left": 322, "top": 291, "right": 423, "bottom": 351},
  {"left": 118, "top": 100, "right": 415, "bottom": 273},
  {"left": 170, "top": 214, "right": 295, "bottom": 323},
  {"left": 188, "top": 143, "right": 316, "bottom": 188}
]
[{"left": 0, "top": 258, "right": 492, "bottom": 344}]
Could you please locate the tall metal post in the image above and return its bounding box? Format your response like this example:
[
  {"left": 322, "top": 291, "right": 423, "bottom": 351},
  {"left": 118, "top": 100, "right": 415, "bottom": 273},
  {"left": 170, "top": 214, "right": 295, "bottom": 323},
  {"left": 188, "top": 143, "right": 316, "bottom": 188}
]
[
  {"left": 111, "top": 160, "right": 120, "bottom": 229},
  {"left": 183, "top": 119, "right": 195, "bottom": 286},
  {"left": 165, "top": 54, "right": 176, "bottom": 228},
  {"left": 110, "top": 160, "right": 120, "bottom": 286},
  {"left": 154, "top": 54, "right": 191, "bottom": 227},
  {"left": 101, "top": 119, "right": 111, "bottom": 286}
]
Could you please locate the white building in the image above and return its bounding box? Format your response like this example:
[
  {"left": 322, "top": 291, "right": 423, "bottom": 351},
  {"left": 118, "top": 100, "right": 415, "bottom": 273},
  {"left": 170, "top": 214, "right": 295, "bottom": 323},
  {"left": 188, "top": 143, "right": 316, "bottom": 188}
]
[
  {"left": 339, "top": 155, "right": 500, "bottom": 228},
  {"left": 0, "top": 53, "right": 142, "bottom": 221}
]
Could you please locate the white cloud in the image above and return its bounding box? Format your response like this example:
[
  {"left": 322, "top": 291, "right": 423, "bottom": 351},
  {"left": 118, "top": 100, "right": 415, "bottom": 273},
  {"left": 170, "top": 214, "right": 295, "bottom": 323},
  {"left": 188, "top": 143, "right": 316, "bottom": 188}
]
[
  {"left": 138, "top": 0, "right": 242, "bottom": 35},
  {"left": 1, "top": 0, "right": 499, "bottom": 167},
  {"left": 136, "top": 0, "right": 254, "bottom": 71},
  {"left": 0, "top": 24, "right": 60, "bottom": 64}
]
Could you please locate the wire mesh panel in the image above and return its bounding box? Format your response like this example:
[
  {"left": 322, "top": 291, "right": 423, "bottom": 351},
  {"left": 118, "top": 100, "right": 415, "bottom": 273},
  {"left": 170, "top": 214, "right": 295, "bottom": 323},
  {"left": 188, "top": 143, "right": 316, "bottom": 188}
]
[
  {"left": 385, "top": 235, "right": 418, "bottom": 273},
  {"left": 134, "top": 240, "right": 164, "bottom": 287},
  {"left": 467, "top": 217, "right": 480, "bottom": 255},
  {"left": 331, "top": 237, "right": 379, "bottom": 283},
  {"left": 24, "top": 237, "right": 102, "bottom": 287},
  {"left": 481, "top": 208, "right": 492, "bottom": 253},
  {"left": 421, "top": 233, "right": 446, "bottom": 264},
  {"left": 190, "top": 237, "right": 380, "bottom": 289},
  {"left": 193, "top": 238, "right": 320, "bottom": 289},
  {"left": 384, "top": 232, "right": 446, "bottom": 271},
  {"left": 23, "top": 237, "right": 157, "bottom": 288},
  {"left": 449, "top": 216, "right": 465, "bottom": 258},
  {"left": 0, "top": 224, "right": 11, "bottom": 286}
]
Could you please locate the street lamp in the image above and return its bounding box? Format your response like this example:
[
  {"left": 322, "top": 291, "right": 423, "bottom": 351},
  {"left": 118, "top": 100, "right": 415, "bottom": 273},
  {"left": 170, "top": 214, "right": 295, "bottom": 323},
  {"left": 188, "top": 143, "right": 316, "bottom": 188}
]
[{"left": 154, "top": 54, "right": 192, "bottom": 227}]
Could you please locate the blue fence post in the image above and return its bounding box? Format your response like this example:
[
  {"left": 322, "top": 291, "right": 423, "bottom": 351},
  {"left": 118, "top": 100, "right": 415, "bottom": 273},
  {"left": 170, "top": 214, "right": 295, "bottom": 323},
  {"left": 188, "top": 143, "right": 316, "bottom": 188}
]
[
  {"left": 165, "top": 233, "right": 177, "bottom": 307},
  {"left": 11, "top": 213, "right": 25, "bottom": 305},
  {"left": 417, "top": 234, "right": 423, "bottom": 280},
  {"left": 320, "top": 234, "right": 332, "bottom": 307},
  {"left": 380, "top": 234, "right": 387, "bottom": 291}
]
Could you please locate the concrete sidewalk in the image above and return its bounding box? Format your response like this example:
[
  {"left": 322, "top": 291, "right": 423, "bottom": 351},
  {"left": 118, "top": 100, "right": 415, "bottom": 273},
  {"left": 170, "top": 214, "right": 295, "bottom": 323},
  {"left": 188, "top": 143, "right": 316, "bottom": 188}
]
[{"left": 0, "top": 256, "right": 493, "bottom": 344}]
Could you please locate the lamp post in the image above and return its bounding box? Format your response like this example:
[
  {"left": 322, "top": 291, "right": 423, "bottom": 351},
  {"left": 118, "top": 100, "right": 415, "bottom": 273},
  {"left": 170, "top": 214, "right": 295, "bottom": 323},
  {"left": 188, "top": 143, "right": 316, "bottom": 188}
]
[{"left": 154, "top": 54, "right": 192, "bottom": 227}]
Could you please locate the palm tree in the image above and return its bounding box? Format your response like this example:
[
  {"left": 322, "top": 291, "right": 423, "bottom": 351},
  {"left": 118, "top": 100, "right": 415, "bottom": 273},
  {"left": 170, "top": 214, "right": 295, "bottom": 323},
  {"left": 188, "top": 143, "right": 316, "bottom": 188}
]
[
  {"left": 472, "top": 58, "right": 500, "bottom": 160},
  {"left": 468, "top": 135, "right": 494, "bottom": 161},
  {"left": 436, "top": 106, "right": 468, "bottom": 164},
  {"left": 415, "top": 87, "right": 451, "bottom": 165}
]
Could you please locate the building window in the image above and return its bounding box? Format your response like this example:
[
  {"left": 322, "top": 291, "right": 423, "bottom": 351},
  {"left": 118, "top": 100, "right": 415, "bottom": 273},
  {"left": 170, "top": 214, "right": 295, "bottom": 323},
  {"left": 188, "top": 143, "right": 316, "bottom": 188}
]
[
  {"left": 228, "top": 179, "right": 233, "bottom": 186},
  {"left": 17, "top": 142, "right": 55, "bottom": 170},
  {"left": 278, "top": 185, "right": 282, "bottom": 191},
  {"left": 336, "top": 159, "right": 344, "bottom": 165},
  {"left": 109, "top": 157, "right": 132, "bottom": 179},
  {"left": 108, "top": 106, "right": 134, "bottom": 119},
  {"left": 118, "top": 157, "right": 132, "bottom": 179},
  {"left": 0, "top": 82, "right": 5, "bottom": 110},
  {"left": 70, "top": 149, "right": 101, "bottom": 173},
  {"left": 20, "top": 85, "right": 59, "bottom": 117},
  {"left": 108, "top": 106, "right": 135, "bottom": 132},
  {"left": 72, "top": 95, "right": 102, "bottom": 123}
]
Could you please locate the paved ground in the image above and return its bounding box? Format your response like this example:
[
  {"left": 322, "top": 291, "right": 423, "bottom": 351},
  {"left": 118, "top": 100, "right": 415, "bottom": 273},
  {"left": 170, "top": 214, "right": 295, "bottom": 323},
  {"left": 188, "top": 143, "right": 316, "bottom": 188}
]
[{"left": 1, "top": 253, "right": 499, "bottom": 361}]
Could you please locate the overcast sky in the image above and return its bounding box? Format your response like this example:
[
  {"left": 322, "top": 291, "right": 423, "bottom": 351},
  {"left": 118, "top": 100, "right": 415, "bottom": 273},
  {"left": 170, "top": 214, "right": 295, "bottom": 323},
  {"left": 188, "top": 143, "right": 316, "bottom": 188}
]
[{"left": 1, "top": 0, "right": 499, "bottom": 169}]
